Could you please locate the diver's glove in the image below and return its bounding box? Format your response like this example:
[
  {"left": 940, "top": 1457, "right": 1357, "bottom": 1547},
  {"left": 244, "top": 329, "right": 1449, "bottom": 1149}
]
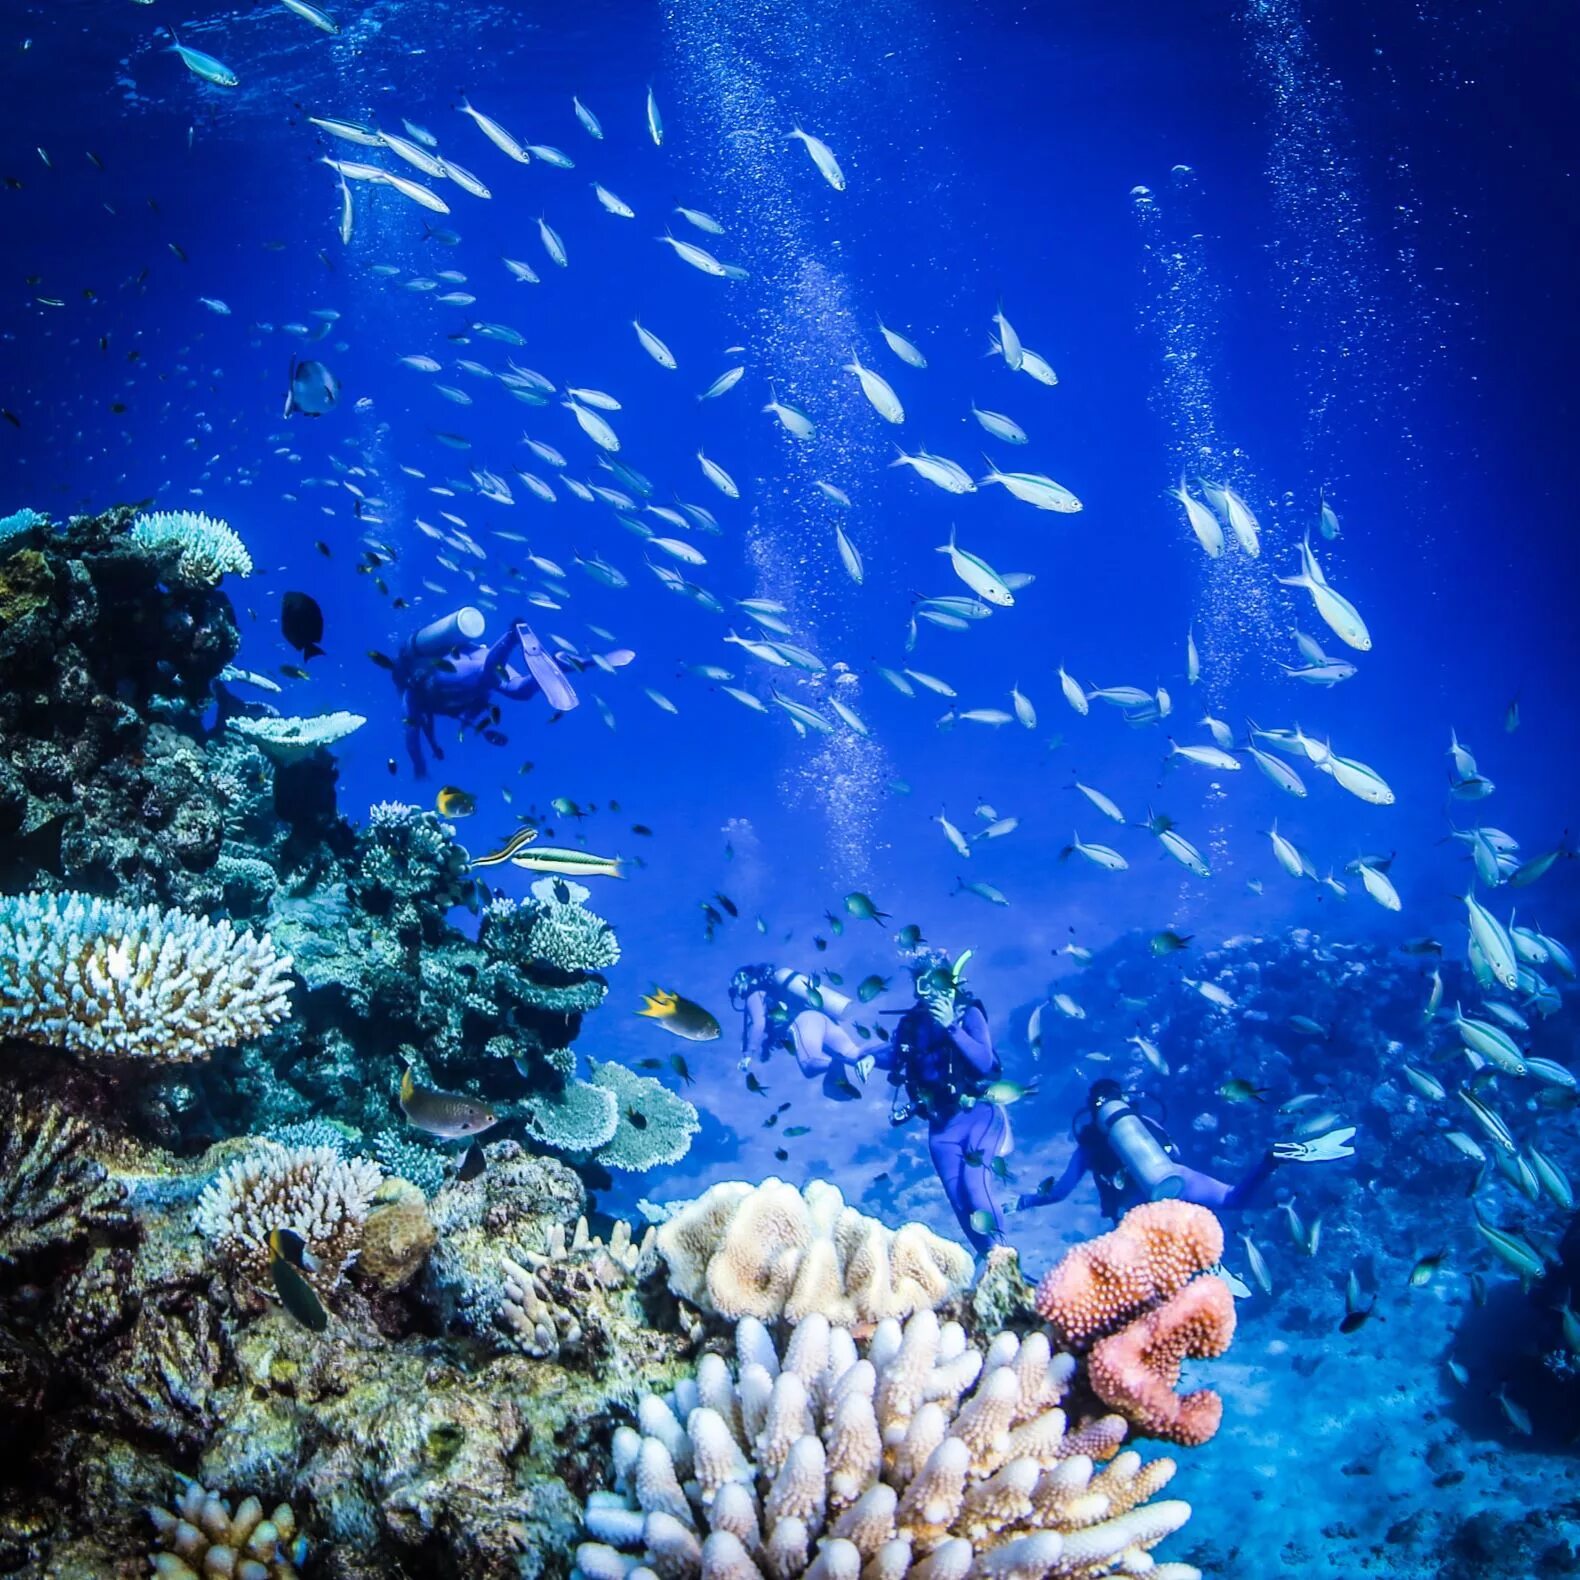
[
  {"left": 924, "top": 989, "right": 957, "bottom": 1027},
  {"left": 853, "top": 1055, "right": 876, "bottom": 1084},
  {"left": 1273, "top": 1127, "right": 1357, "bottom": 1164}
]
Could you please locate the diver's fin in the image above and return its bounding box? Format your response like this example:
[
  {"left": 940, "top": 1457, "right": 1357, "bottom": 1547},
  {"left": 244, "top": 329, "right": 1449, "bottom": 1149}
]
[{"left": 517, "top": 625, "right": 579, "bottom": 711}]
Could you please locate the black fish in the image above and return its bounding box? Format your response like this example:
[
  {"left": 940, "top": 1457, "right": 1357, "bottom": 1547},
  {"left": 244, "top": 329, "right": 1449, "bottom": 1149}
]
[
  {"left": 1338, "top": 1297, "right": 1380, "bottom": 1334},
  {"left": 267, "top": 1226, "right": 320, "bottom": 1272},
  {"left": 774, "top": 1147, "right": 789, "bottom": 1162},
  {"left": 270, "top": 1255, "right": 329, "bottom": 1333},
  {"left": 627, "top": 1108, "right": 648, "bottom": 1130},
  {"left": 458, "top": 1141, "right": 487, "bottom": 1182},
  {"left": 281, "top": 591, "right": 324, "bottom": 659},
  {"left": 367, "top": 649, "right": 395, "bottom": 670}
]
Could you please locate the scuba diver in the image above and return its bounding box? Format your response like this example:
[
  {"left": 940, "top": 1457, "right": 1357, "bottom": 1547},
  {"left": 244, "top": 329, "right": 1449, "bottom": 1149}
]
[
  {"left": 391, "top": 607, "right": 627, "bottom": 777},
  {"left": 729, "top": 964, "right": 883, "bottom": 1101},
  {"left": 886, "top": 949, "right": 1010, "bottom": 1257},
  {"left": 1013, "top": 1078, "right": 1355, "bottom": 1223}
]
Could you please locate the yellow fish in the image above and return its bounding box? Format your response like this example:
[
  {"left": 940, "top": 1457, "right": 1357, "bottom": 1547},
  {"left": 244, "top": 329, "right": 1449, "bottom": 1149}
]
[
  {"left": 636, "top": 988, "right": 721, "bottom": 1042},
  {"left": 437, "top": 785, "right": 477, "bottom": 817}
]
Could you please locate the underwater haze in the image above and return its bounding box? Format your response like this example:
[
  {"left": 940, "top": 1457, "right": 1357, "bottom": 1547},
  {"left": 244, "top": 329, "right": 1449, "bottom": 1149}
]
[{"left": 2, "top": 0, "right": 1579, "bottom": 1575}]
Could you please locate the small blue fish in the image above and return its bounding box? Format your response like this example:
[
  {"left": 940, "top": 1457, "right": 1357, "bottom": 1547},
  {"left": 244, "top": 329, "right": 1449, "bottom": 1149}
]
[{"left": 169, "top": 29, "right": 238, "bottom": 87}]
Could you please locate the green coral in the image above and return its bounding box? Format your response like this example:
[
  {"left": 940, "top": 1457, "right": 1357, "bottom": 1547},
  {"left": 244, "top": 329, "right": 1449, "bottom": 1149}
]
[
  {"left": 583, "top": 1058, "right": 700, "bottom": 1173},
  {"left": 369, "top": 1130, "right": 449, "bottom": 1198}
]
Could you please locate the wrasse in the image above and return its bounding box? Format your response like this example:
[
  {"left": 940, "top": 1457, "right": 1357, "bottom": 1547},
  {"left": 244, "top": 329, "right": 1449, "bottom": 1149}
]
[{"left": 469, "top": 826, "right": 539, "bottom": 867}]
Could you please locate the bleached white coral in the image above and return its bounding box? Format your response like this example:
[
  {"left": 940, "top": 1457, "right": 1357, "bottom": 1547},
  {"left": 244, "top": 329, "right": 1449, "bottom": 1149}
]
[
  {"left": 655, "top": 1178, "right": 973, "bottom": 1326},
  {"left": 195, "top": 1142, "right": 382, "bottom": 1294},
  {"left": 0, "top": 891, "right": 293, "bottom": 1065},
  {"left": 229, "top": 710, "right": 367, "bottom": 764},
  {"left": 576, "top": 1311, "right": 1196, "bottom": 1580},
  {"left": 130, "top": 509, "right": 252, "bottom": 586}
]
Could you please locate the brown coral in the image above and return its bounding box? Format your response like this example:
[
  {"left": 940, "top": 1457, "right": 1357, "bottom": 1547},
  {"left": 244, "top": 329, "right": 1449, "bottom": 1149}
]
[
  {"left": 1033, "top": 1200, "right": 1223, "bottom": 1347},
  {"left": 147, "top": 1480, "right": 304, "bottom": 1578},
  {"left": 0, "top": 1089, "right": 127, "bottom": 1265},
  {"left": 1086, "top": 1277, "right": 1236, "bottom": 1447},
  {"left": 358, "top": 1178, "right": 437, "bottom": 1291}
]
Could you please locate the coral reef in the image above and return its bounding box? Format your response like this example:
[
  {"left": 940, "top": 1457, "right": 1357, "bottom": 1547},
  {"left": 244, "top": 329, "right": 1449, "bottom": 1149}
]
[
  {"left": 147, "top": 1480, "right": 305, "bottom": 1578},
  {"left": 358, "top": 1177, "right": 437, "bottom": 1292},
  {"left": 656, "top": 1178, "right": 974, "bottom": 1325},
  {"left": 0, "top": 891, "right": 294, "bottom": 1066},
  {"left": 195, "top": 1142, "right": 382, "bottom": 1297},
  {"left": 129, "top": 509, "right": 253, "bottom": 586},
  {"left": 0, "top": 505, "right": 244, "bottom": 907},
  {"left": 577, "top": 1309, "right": 1198, "bottom": 1580},
  {"left": 585, "top": 1056, "right": 700, "bottom": 1171},
  {"left": 1034, "top": 1204, "right": 1233, "bottom": 1447},
  {"left": 0, "top": 1088, "right": 127, "bottom": 1264}
]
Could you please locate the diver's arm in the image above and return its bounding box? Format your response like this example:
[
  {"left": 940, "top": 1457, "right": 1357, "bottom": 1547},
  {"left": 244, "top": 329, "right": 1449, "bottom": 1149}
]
[
  {"left": 946, "top": 1003, "right": 996, "bottom": 1074},
  {"left": 1015, "top": 1145, "right": 1090, "bottom": 1211}
]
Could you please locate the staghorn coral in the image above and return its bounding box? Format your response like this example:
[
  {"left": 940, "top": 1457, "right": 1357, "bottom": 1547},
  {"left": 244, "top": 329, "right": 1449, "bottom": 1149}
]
[
  {"left": 228, "top": 711, "right": 367, "bottom": 765},
  {"left": 130, "top": 509, "right": 253, "bottom": 586},
  {"left": 147, "top": 1480, "right": 305, "bottom": 1578},
  {"left": 577, "top": 1308, "right": 1198, "bottom": 1580},
  {"left": 0, "top": 891, "right": 293, "bottom": 1066},
  {"left": 1033, "top": 1202, "right": 1223, "bottom": 1349},
  {"left": 195, "top": 1142, "right": 382, "bottom": 1297},
  {"left": 497, "top": 1215, "right": 657, "bottom": 1360},
  {"left": 369, "top": 1128, "right": 450, "bottom": 1198},
  {"left": 1085, "top": 1278, "right": 1235, "bottom": 1448},
  {"left": 0, "top": 505, "right": 47, "bottom": 545},
  {"left": 0, "top": 1089, "right": 127, "bottom": 1264},
  {"left": 1034, "top": 1204, "right": 1232, "bottom": 1448},
  {"left": 656, "top": 1178, "right": 974, "bottom": 1326}
]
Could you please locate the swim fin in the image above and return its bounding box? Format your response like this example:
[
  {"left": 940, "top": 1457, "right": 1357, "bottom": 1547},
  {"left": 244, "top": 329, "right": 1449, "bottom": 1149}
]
[
  {"left": 518, "top": 625, "right": 579, "bottom": 711},
  {"left": 1273, "top": 1127, "right": 1357, "bottom": 1164}
]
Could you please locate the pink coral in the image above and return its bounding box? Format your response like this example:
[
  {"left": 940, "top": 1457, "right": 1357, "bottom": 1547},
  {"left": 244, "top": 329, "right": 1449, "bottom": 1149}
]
[
  {"left": 1033, "top": 1200, "right": 1223, "bottom": 1347},
  {"left": 1086, "top": 1275, "right": 1236, "bottom": 1446}
]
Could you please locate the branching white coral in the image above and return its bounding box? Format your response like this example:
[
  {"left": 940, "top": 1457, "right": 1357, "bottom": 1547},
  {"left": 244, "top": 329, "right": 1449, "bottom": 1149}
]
[
  {"left": 576, "top": 1310, "right": 1197, "bottom": 1580},
  {"left": 130, "top": 509, "right": 253, "bottom": 585},
  {"left": 229, "top": 711, "right": 367, "bottom": 764},
  {"left": 0, "top": 892, "right": 293, "bottom": 1065},
  {"left": 195, "top": 1142, "right": 382, "bottom": 1294},
  {"left": 656, "top": 1179, "right": 974, "bottom": 1326}
]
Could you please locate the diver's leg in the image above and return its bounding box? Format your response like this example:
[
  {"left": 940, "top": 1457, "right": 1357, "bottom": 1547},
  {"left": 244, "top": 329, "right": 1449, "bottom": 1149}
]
[
  {"left": 929, "top": 1108, "right": 1006, "bottom": 1254},
  {"left": 788, "top": 1012, "right": 835, "bottom": 1076},
  {"left": 1174, "top": 1152, "right": 1277, "bottom": 1211}
]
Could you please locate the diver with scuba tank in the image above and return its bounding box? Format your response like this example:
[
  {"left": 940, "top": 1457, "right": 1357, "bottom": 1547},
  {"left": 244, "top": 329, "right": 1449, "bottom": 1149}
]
[
  {"left": 887, "top": 948, "right": 1011, "bottom": 1256},
  {"left": 390, "top": 607, "right": 632, "bottom": 776},
  {"left": 1013, "top": 1078, "right": 1355, "bottom": 1223}
]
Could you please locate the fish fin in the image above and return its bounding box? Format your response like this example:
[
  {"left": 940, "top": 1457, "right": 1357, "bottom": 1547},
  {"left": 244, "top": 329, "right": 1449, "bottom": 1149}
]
[{"left": 400, "top": 1066, "right": 415, "bottom": 1103}]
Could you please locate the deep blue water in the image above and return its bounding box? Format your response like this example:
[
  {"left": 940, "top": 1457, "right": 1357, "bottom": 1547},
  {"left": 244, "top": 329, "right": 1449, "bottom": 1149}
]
[{"left": 3, "top": 0, "right": 1579, "bottom": 1564}]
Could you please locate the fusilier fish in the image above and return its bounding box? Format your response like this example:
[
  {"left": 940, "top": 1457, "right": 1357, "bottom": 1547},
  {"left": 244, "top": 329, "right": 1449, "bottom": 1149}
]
[
  {"left": 789, "top": 127, "right": 845, "bottom": 189},
  {"left": 1171, "top": 479, "right": 1224, "bottom": 557},
  {"left": 845, "top": 353, "right": 904, "bottom": 422}
]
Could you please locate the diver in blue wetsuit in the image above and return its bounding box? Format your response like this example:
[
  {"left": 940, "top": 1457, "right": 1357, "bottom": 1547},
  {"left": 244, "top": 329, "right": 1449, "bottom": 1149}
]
[
  {"left": 392, "top": 607, "right": 630, "bottom": 776},
  {"left": 1013, "top": 1079, "right": 1355, "bottom": 1224},
  {"left": 887, "top": 950, "right": 1009, "bottom": 1256}
]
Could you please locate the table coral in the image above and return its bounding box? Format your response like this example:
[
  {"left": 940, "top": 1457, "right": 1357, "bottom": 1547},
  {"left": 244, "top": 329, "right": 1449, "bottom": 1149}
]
[
  {"left": 0, "top": 891, "right": 294, "bottom": 1066},
  {"left": 228, "top": 710, "right": 367, "bottom": 765},
  {"left": 655, "top": 1177, "right": 973, "bottom": 1326},
  {"left": 576, "top": 1309, "right": 1198, "bottom": 1580}
]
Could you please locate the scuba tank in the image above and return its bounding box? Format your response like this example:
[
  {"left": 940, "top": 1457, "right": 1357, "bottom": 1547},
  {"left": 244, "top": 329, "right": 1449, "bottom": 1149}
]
[
  {"left": 1094, "top": 1095, "right": 1186, "bottom": 1200},
  {"left": 409, "top": 606, "right": 485, "bottom": 657}
]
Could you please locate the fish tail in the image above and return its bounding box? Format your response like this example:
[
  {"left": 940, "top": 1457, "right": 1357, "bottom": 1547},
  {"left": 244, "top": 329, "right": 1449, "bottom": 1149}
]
[
  {"left": 303, "top": 643, "right": 324, "bottom": 660},
  {"left": 400, "top": 1065, "right": 415, "bottom": 1103}
]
